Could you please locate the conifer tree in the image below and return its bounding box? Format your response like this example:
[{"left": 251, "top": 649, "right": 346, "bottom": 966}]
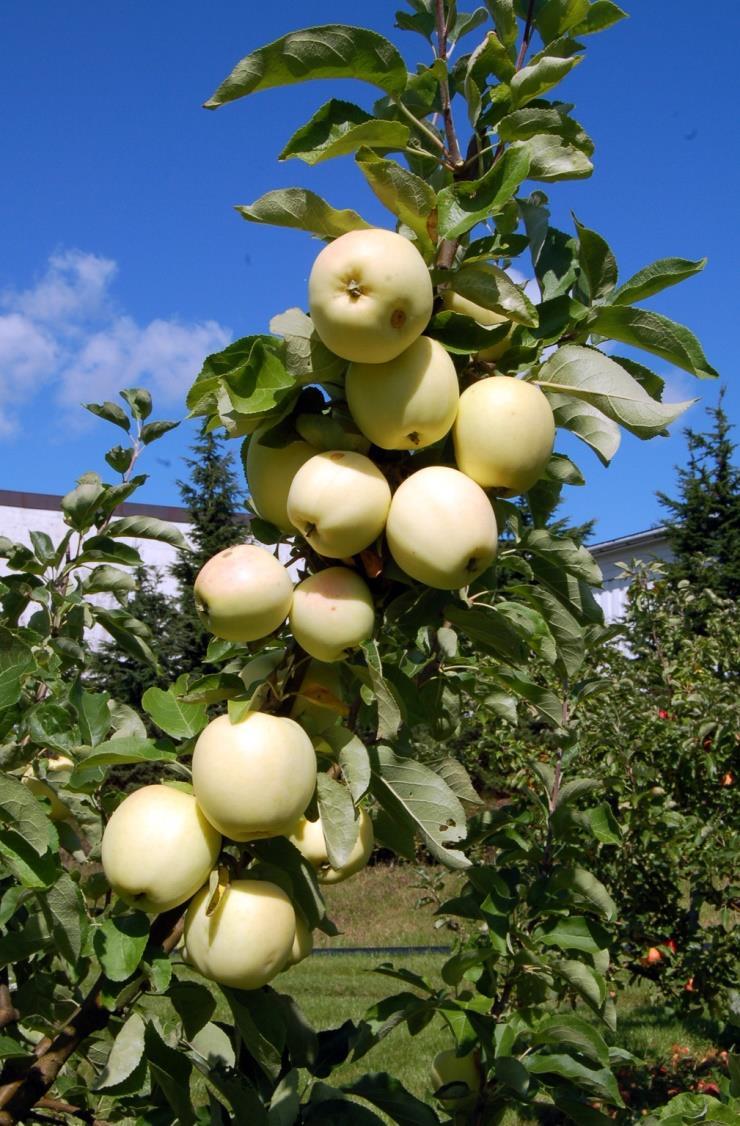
[
  {"left": 657, "top": 389, "right": 740, "bottom": 601},
  {"left": 170, "top": 423, "right": 251, "bottom": 670}
]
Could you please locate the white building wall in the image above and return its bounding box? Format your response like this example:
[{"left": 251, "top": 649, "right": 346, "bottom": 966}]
[{"left": 591, "top": 529, "right": 674, "bottom": 623}]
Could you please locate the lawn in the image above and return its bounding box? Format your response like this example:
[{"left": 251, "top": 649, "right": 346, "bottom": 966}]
[{"left": 278, "top": 864, "right": 726, "bottom": 1119}]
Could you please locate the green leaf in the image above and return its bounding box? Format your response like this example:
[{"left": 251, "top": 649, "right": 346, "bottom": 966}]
[
  {"left": 270, "top": 308, "right": 346, "bottom": 385},
  {"left": 610, "top": 256, "right": 706, "bottom": 306},
  {"left": 120, "top": 387, "right": 153, "bottom": 420},
  {"left": 226, "top": 988, "right": 286, "bottom": 1079},
  {"left": 281, "top": 99, "right": 409, "bottom": 165},
  {"left": 80, "top": 565, "right": 136, "bottom": 596},
  {"left": 0, "top": 829, "right": 59, "bottom": 889},
  {"left": 551, "top": 958, "right": 607, "bottom": 1012},
  {"left": 486, "top": 0, "right": 518, "bottom": 47},
  {"left": 323, "top": 726, "right": 372, "bottom": 802},
  {"left": 145, "top": 1020, "right": 196, "bottom": 1125},
  {"left": 94, "top": 608, "right": 156, "bottom": 666},
  {"left": 497, "top": 106, "right": 593, "bottom": 151},
  {"left": 538, "top": 345, "right": 696, "bottom": 438},
  {"left": 370, "top": 745, "right": 470, "bottom": 869},
  {"left": 0, "top": 774, "right": 57, "bottom": 856},
  {"left": 546, "top": 391, "right": 620, "bottom": 465},
  {"left": 361, "top": 640, "right": 403, "bottom": 741},
  {"left": 573, "top": 1, "right": 627, "bottom": 35},
  {"left": 535, "top": 915, "right": 611, "bottom": 955},
  {"left": 221, "top": 338, "right": 296, "bottom": 419},
  {"left": 93, "top": 913, "right": 150, "bottom": 982},
  {"left": 549, "top": 866, "right": 617, "bottom": 921},
  {"left": 511, "top": 54, "right": 582, "bottom": 107},
  {"left": 77, "top": 536, "right": 141, "bottom": 566},
  {"left": 587, "top": 305, "right": 718, "bottom": 380},
  {"left": 343, "top": 1073, "right": 440, "bottom": 1125},
  {"left": 61, "top": 480, "right": 105, "bottom": 532},
  {"left": 437, "top": 146, "right": 531, "bottom": 240},
  {"left": 84, "top": 400, "right": 130, "bottom": 432},
  {"left": 316, "top": 774, "right": 359, "bottom": 869},
  {"left": 510, "top": 134, "right": 593, "bottom": 180},
  {"left": 493, "top": 667, "right": 565, "bottom": 727},
  {"left": 104, "top": 515, "right": 187, "bottom": 549},
  {"left": 355, "top": 150, "right": 436, "bottom": 252},
  {"left": 237, "top": 187, "right": 372, "bottom": 239},
  {"left": 573, "top": 215, "right": 617, "bottom": 302},
  {"left": 524, "top": 528, "right": 602, "bottom": 585},
  {"left": 142, "top": 686, "right": 207, "bottom": 739},
  {"left": 585, "top": 802, "right": 622, "bottom": 845},
  {"left": 205, "top": 25, "right": 407, "bottom": 108},
  {"left": 532, "top": 1012, "right": 610, "bottom": 1066},
  {"left": 536, "top": 0, "right": 590, "bottom": 43},
  {"left": 513, "top": 584, "right": 586, "bottom": 679},
  {"left": 451, "top": 263, "right": 538, "bottom": 326},
  {"left": 140, "top": 419, "right": 180, "bottom": 445},
  {"left": 42, "top": 873, "right": 86, "bottom": 964},
  {"left": 0, "top": 627, "right": 34, "bottom": 709},
  {"left": 71, "top": 737, "right": 176, "bottom": 784},
  {"left": 29, "top": 530, "right": 55, "bottom": 564},
  {"left": 94, "top": 1012, "right": 146, "bottom": 1092},
  {"left": 526, "top": 1052, "right": 622, "bottom": 1105},
  {"left": 612, "top": 355, "right": 665, "bottom": 399},
  {"left": 170, "top": 980, "right": 217, "bottom": 1040},
  {"left": 529, "top": 553, "right": 603, "bottom": 625}
]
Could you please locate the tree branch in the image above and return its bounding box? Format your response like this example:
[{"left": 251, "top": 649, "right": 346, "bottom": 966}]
[{"left": 0, "top": 909, "right": 184, "bottom": 1124}]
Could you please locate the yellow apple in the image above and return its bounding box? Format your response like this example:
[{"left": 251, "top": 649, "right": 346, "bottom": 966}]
[
  {"left": 308, "top": 228, "right": 433, "bottom": 363},
  {"left": 288, "top": 808, "right": 374, "bottom": 884},
  {"left": 431, "top": 1048, "right": 482, "bottom": 1110},
  {"left": 453, "top": 376, "right": 555, "bottom": 495},
  {"left": 442, "top": 290, "right": 512, "bottom": 361},
  {"left": 385, "top": 466, "right": 498, "bottom": 589},
  {"left": 191, "top": 711, "right": 316, "bottom": 842},
  {"left": 290, "top": 567, "right": 375, "bottom": 662},
  {"left": 183, "top": 878, "right": 296, "bottom": 990},
  {"left": 22, "top": 755, "right": 73, "bottom": 822},
  {"left": 287, "top": 450, "right": 391, "bottom": 558},
  {"left": 194, "top": 544, "right": 293, "bottom": 642},
  {"left": 346, "top": 336, "right": 459, "bottom": 451},
  {"left": 284, "top": 914, "right": 314, "bottom": 967},
  {"left": 245, "top": 426, "right": 317, "bottom": 533},
  {"left": 101, "top": 785, "right": 222, "bottom": 914}
]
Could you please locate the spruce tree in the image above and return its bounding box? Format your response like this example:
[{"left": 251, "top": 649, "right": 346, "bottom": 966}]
[
  {"left": 170, "top": 423, "right": 251, "bottom": 670},
  {"left": 657, "top": 389, "right": 740, "bottom": 601}
]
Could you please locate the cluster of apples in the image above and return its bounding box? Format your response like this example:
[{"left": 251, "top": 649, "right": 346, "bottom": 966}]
[
  {"left": 99, "top": 227, "right": 556, "bottom": 995},
  {"left": 100, "top": 672, "right": 374, "bottom": 990}
]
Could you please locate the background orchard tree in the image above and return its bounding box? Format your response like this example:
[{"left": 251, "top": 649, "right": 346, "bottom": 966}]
[{"left": 0, "top": 2, "right": 732, "bottom": 1124}]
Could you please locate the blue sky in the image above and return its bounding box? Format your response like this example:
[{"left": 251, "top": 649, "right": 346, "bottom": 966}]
[{"left": 1, "top": 1, "right": 736, "bottom": 542}]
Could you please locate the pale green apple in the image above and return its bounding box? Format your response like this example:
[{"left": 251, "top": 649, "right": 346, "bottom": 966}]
[
  {"left": 245, "top": 426, "right": 316, "bottom": 533},
  {"left": 346, "top": 336, "right": 459, "bottom": 450},
  {"left": 288, "top": 808, "right": 374, "bottom": 884},
  {"left": 453, "top": 376, "right": 555, "bottom": 495},
  {"left": 431, "top": 1048, "right": 482, "bottom": 1110},
  {"left": 442, "top": 290, "right": 512, "bottom": 361},
  {"left": 290, "top": 567, "right": 375, "bottom": 662},
  {"left": 191, "top": 712, "right": 316, "bottom": 842},
  {"left": 287, "top": 450, "right": 391, "bottom": 559},
  {"left": 101, "top": 785, "right": 222, "bottom": 914},
  {"left": 385, "top": 466, "right": 498, "bottom": 589},
  {"left": 308, "top": 228, "right": 433, "bottom": 363},
  {"left": 284, "top": 914, "right": 314, "bottom": 968},
  {"left": 183, "top": 879, "right": 295, "bottom": 990},
  {"left": 194, "top": 544, "right": 293, "bottom": 642}
]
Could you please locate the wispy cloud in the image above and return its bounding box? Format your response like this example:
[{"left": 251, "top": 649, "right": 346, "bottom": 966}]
[{"left": 0, "top": 250, "right": 231, "bottom": 436}]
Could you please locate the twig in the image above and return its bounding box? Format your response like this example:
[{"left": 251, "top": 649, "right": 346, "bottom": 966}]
[
  {"left": 434, "top": 0, "right": 463, "bottom": 167},
  {"left": 516, "top": 0, "right": 539, "bottom": 71},
  {"left": 0, "top": 971, "right": 19, "bottom": 1032}
]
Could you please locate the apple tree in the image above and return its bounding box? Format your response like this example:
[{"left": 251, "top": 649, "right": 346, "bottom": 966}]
[{"left": 0, "top": 2, "right": 723, "bottom": 1123}]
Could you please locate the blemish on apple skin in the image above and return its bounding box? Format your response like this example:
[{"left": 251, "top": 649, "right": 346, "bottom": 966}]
[
  {"left": 407, "top": 431, "right": 421, "bottom": 446},
  {"left": 390, "top": 308, "right": 407, "bottom": 329},
  {"left": 465, "top": 556, "right": 479, "bottom": 574}
]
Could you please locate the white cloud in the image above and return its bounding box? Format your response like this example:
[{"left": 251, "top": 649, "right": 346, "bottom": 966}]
[{"left": 0, "top": 250, "right": 231, "bottom": 437}]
